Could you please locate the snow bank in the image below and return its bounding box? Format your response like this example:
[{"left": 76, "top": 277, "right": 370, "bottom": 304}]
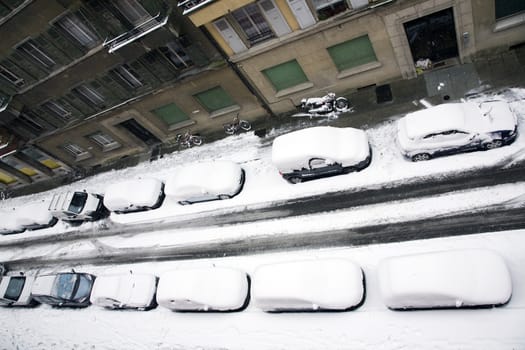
[
  {"left": 377, "top": 249, "right": 512, "bottom": 309},
  {"left": 253, "top": 259, "right": 364, "bottom": 311}
]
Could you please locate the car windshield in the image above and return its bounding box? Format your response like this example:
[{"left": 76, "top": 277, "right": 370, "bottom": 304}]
[
  {"left": 4, "top": 277, "right": 25, "bottom": 301},
  {"left": 52, "top": 274, "right": 78, "bottom": 300},
  {"left": 68, "top": 192, "right": 88, "bottom": 214},
  {"left": 73, "top": 275, "right": 92, "bottom": 301}
]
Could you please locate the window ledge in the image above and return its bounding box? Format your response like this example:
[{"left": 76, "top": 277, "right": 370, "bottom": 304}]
[
  {"left": 275, "top": 82, "right": 314, "bottom": 98},
  {"left": 337, "top": 61, "right": 382, "bottom": 79},
  {"left": 74, "top": 153, "right": 92, "bottom": 162},
  {"left": 167, "top": 119, "right": 195, "bottom": 131},
  {"left": 102, "top": 143, "right": 122, "bottom": 152},
  {"left": 209, "top": 105, "right": 241, "bottom": 119},
  {"left": 494, "top": 13, "right": 525, "bottom": 32}
]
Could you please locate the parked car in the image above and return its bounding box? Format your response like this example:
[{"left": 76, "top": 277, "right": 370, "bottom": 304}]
[
  {"left": 156, "top": 267, "right": 249, "bottom": 312},
  {"left": 48, "top": 191, "right": 107, "bottom": 222},
  {"left": 377, "top": 249, "right": 512, "bottom": 310},
  {"left": 0, "top": 210, "right": 25, "bottom": 235},
  {"left": 103, "top": 178, "right": 165, "bottom": 214},
  {"left": 31, "top": 272, "right": 95, "bottom": 307},
  {"left": 397, "top": 101, "right": 518, "bottom": 161},
  {"left": 90, "top": 272, "right": 157, "bottom": 310},
  {"left": 14, "top": 201, "right": 58, "bottom": 231},
  {"left": 0, "top": 274, "right": 37, "bottom": 306},
  {"left": 165, "top": 161, "right": 245, "bottom": 205},
  {"left": 253, "top": 259, "right": 365, "bottom": 312},
  {"left": 271, "top": 126, "right": 371, "bottom": 183}
]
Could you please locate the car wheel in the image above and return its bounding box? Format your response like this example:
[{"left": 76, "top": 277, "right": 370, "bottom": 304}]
[
  {"left": 218, "top": 194, "right": 230, "bottom": 200},
  {"left": 412, "top": 153, "right": 431, "bottom": 162},
  {"left": 484, "top": 139, "right": 503, "bottom": 150},
  {"left": 288, "top": 176, "right": 302, "bottom": 184},
  {"left": 179, "top": 200, "right": 191, "bottom": 205}
]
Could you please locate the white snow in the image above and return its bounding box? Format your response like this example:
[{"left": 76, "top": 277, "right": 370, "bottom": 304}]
[
  {"left": 377, "top": 249, "right": 512, "bottom": 309},
  {"left": 271, "top": 126, "right": 370, "bottom": 172},
  {"left": 253, "top": 258, "right": 364, "bottom": 311},
  {"left": 103, "top": 178, "right": 164, "bottom": 212},
  {"left": 90, "top": 273, "right": 157, "bottom": 309},
  {"left": 156, "top": 267, "right": 248, "bottom": 311},
  {"left": 164, "top": 160, "right": 243, "bottom": 202}
]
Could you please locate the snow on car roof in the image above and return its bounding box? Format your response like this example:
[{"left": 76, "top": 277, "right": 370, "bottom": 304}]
[
  {"left": 14, "top": 201, "right": 54, "bottom": 227},
  {"left": 377, "top": 249, "right": 512, "bottom": 309},
  {"left": 103, "top": 178, "right": 163, "bottom": 211},
  {"left": 156, "top": 267, "right": 248, "bottom": 311},
  {"left": 31, "top": 275, "right": 56, "bottom": 296},
  {"left": 0, "top": 209, "right": 23, "bottom": 232},
  {"left": 165, "top": 161, "right": 242, "bottom": 199},
  {"left": 253, "top": 259, "right": 364, "bottom": 311},
  {"left": 91, "top": 273, "right": 156, "bottom": 306},
  {"left": 271, "top": 126, "right": 369, "bottom": 172}
]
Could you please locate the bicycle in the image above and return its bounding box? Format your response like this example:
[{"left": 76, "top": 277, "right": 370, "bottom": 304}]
[
  {"left": 223, "top": 115, "right": 252, "bottom": 135},
  {"left": 175, "top": 130, "right": 203, "bottom": 148}
]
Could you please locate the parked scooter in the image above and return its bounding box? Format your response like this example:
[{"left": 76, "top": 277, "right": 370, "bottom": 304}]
[
  {"left": 175, "top": 130, "right": 203, "bottom": 148},
  {"left": 224, "top": 115, "right": 252, "bottom": 135},
  {"left": 292, "top": 92, "right": 354, "bottom": 118}
]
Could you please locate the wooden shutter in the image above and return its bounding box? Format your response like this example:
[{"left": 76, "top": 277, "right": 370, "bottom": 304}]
[{"left": 262, "top": 60, "right": 308, "bottom": 91}]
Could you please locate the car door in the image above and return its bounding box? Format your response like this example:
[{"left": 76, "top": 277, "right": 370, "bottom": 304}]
[
  {"left": 308, "top": 158, "right": 342, "bottom": 176},
  {"left": 422, "top": 130, "right": 474, "bottom": 155}
]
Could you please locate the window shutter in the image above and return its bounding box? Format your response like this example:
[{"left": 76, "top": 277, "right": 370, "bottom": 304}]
[
  {"left": 151, "top": 103, "right": 190, "bottom": 125},
  {"left": 495, "top": 0, "right": 525, "bottom": 19},
  {"left": 327, "top": 35, "right": 377, "bottom": 72},
  {"left": 6, "top": 53, "right": 47, "bottom": 81},
  {"left": 139, "top": 51, "right": 177, "bottom": 82},
  {"left": 47, "top": 27, "right": 86, "bottom": 59},
  {"left": 194, "top": 86, "right": 235, "bottom": 112},
  {"left": 262, "top": 60, "right": 308, "bottom": 91},
  {"left": 64, "top": 92, "right": 96, "bottom": 116}
]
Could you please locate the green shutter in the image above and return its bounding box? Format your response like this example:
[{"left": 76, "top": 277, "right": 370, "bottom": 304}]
[
  {"left": 151, "top": 103, "right": 189, "bottom": 125},
  {"left": 262, "top": 60, "right": 308, "bottom": 92},
  {"left": 327, "top": 35, "right": 377, "bottom": 72},
  {"left": 194, "top": 86, "right": 235, "bottom": 112},
  {"left": 495, "top": 0, "right": 525, "bottom": 19}
]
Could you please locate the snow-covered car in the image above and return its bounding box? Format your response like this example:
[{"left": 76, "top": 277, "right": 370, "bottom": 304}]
[
  {"left": 15, "top": 201, "right": 58, "bottom": 231},
  {"left": 48, "top": 191, "right": 107, "bottom": 222},
  {"left": 397, "top": 101, "right": 518, "bottom": 161},
  {"left": 31, "top": 272, "right": 95, "bottom": 307},
  {"left": 90, "top": 273, "right": 157, "bottom": 310},
  {"left": 0, "top": 211, "right": 25, "bottom": 235},
  {"left": 0, "top": 274, "right": 37, "bottom": 306},
  {"left": 271, "top": 126, "right": 371, "bottom": 183},
  {"left": 253, "top": 259, "right": 365, "bottom": 312},
  {"left": 165, "top": 161, "right": 245, "bottom": 205},
  {"left": 377, "top": 249, "right": 512, "bottom": 310},
  {"left": 156, "top": 267, "right": 249, "bottom": 312},
  {"left": 103, "top": 178, "right": 165, "bottom": 214}
]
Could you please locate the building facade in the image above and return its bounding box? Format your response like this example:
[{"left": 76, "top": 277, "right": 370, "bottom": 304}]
[{"left": 1, "top": 0, "right": 524, "bottom": 193}]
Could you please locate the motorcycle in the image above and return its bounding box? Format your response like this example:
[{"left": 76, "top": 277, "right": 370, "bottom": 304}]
[
  {"left": 175, "top": 130, "right": 203, "bottom": 148},
  {"left": 224, "top": 115, "right": 252, "bottom": 135},
  {"left": 292, "top": 92, "right": 354, "bottom": 119}
]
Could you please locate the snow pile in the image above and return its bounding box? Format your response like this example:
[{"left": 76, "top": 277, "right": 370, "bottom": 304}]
[
  {"left": 377, "top": 249, "right": 512, "bottom": 309},
  {"left": 103, "top": 178, "right": 164, "bottom": 212}
]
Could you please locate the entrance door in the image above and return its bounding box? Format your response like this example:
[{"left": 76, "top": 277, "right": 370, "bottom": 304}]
[
  {"left": 214, "top": 19, "right": 247, "bottom": 54},
  {"left": 259, "top": 0, "right": 291, "bottom": 37},
  {"left": 287, "top": 0, "right": 316, "bottom": 29},
  {"left": 119, "top": 119, "right": 160, "bottom": 146},
  {"left": 404, "top": 8, "right": 459, "bottom": 64}
]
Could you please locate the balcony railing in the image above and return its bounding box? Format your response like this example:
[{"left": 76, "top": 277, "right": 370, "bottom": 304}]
[
  {"left": 178, "top": 0, "right": 217, "bottom": 15},
  {"left": 103, "top": 13, "right": 169, "bottom": 53}
]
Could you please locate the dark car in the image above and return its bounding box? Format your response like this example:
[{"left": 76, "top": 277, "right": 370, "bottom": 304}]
[{"left": 31, "top": 272, "right": 95, "bottom": 307}]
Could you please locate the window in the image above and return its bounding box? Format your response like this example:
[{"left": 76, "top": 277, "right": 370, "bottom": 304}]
[
  {"left": 262, "top": 60, "right": 308, "bottom": 91},
  {"left": 232, "top": 3, "right": 275, "bottom": 45},
  {"left": 115, "top": 0, "right": 151, "bottom": 25},
  {"left": 2, "top": 156, "right": 37, "bottom": 176},
  {"left": 88, "top": 131, "right": 120, "bottom": 150},
  {"left": 151, "top": 103, "right": 190, "bottom": 126},
  {"left": 312, "top": 0, "right": 348, "bottom": 20},
  {"left": 495, "top": 0, "right": 525, "bottom": 19},
  {"left": 73, "top": 84, "right": 105, "bottom": 107},
  {"left": 160, "top": 41, "right": 193, "bottom": 69},
  {"left": 63, "top": 142, "right": 90, "bottom": 159},
  {"left": 21, "top": 147, "right": 61, "bottom": 169},
  {"left": 0, "top": 64, "right": 24, "bottom": 87},
  {"left": 42, "top": 101, "right": 72, "bottom": 121},
  {"left": 327, "top": 35, "right": 377, "bottom": 72},
  {"left": 111, "top": 64, "right": 143, "bottom": 88},
  {"left": 0, "top": 171, "right": 17, "bottom": 185},
  {"left": 17, "top": 39, "right": 55, "bottom": 68},
  {"left": 194, "top": 86, "right": 236, "bottom": 112},
  {"left": 4, "top": 277, "right": 25, "bottom": 301},
  {"left": 54, "top": 12, "right": 99, "bottom": 49}
]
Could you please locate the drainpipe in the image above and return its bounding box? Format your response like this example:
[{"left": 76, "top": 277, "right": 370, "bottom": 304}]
[{"left": 199, "top": 26, "right": 277, "bottom": 119}]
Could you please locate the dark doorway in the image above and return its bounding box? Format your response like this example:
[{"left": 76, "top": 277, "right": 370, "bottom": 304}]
[
  {"left": 119, "top": 119, "right": 160, "bottom": 146},
  {"left": 404, "top": 8, "right": 459, "bottom": 64}
]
